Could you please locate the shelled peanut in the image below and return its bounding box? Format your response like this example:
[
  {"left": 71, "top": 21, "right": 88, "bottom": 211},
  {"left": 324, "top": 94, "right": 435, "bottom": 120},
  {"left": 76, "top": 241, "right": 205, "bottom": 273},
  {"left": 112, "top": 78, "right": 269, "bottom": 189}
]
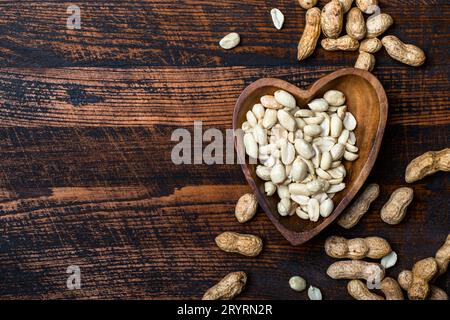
[{"left": 242, "top": 89, "right": 359, "bottom": 222}]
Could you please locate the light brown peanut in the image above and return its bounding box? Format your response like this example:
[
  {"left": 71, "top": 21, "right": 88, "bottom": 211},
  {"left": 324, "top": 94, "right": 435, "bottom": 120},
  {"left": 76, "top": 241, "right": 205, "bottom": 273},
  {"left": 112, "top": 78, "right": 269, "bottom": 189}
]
[
  {"left": 321, "top": 0, "right": 343, "bottom": 39},
  {"left": 321, "top": 35, "right": 359, "bottom": 51},
  {"left": 382, "top": 35, "right": 426, "bottom": 67},
  {"left": 355, "top": 51, "right": 375, "bottom": 71},
  {"left": 380, "top": 187, "right": 414, "bottom": 225},
  {"left": 398, "top": 270, "right": 449, "bottom": 300},
  {"left": 366, "top": 13, "right": 393, "bottom": 38},
  {"left": 380, "top": 277, "right": 404, "bottom": 300},
  {"left": 215, "top": 232, "right": 263, "bottom": 257},
  {"left": 408, "top": 257, "right": 438, "bottom": 300},
  {"left": 356, "top": 0, "right": 378, "bottom": 14},
  {"left": 298, "top": 7, "right": 322, "bottom": 61},
  {"left": 347, "top": 280, "right": 384, "bottom": 300},
  {"left": 435, "top": 233, "right": 450, "bottom": 275},
  {"left": 338, "top": 183, "right": 379, "bottom": 229},
  {"left": 325, "top": 236, "right": 391, "bottom": 260},
  {"left": 298, "top": 0, "right": 318, "bottom": 9},
  {"left": 339, "top": 0, "right": 354, "bottom": 13},
  {"left": 235, "top": 193, "right": 257, "bottom": 223},
  {"left": 359, "top": 38, "right": 382, "bottom": 53},
  {"left": 327, "top": 260, "right": 385, "bottom": 281},
  {"left": 405, "top": 149, "right": 450, "bottom": 183},
  {"left": 202, "top": 271, "right": 247, "bottom": 300},
  {"left": 346, "top": 7, "right": 366, "bottom": 40}
]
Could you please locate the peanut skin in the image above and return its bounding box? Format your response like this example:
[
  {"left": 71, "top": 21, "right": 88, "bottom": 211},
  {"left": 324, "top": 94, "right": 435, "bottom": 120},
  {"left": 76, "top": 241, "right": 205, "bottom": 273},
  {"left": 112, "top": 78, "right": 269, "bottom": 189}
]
[
  {"left": 355, "top": 51, "right": 375, "bottom": 71},
  {"left": 297, "top": 7, "right": 322, "bottom": 61},
  {"left": 338, "top": 183, "right": 379, "bottom": 229},
  {"left": 359, "top": 38, "right": 382, "bottom": 53},
  {"left": 408, "top": 257, "right": 438, "bottom": 300},
  {"left": 321, "top": 35, "right": 359, "bottom": 51},
  {"left": 435, "top": 233, "right": 450, "bottom": 275},
  {"left": 347, "top": 280, "right": 384, "bottom": 300},
  {"left": 405, "top": 149, "right": 450, "bottom": 183},
  {"left": 298, "top": 0, "right": 318, "bottom": 9},
  {"left": 325, "top": 236, "right": 391, "bottom": 260},
  {"left": 235, "top": 193, "right": 257, "bottom": 223},
  {"left": 380, "top": 187, "right": 414, "bottom": 225},
  {"left": 327, "top": 260, "right": 385, "bottom": 281},
  {"left": 382, "top": 35, "right": 426, "bottom": 67},
  {"left": 346, "top": 7, "right": 366, "bottom": 40},
  {"left": 380, "top": 277, "right": 404, "bottom": 300},
  {"left": 321, "top": 0, "right": 343, "bottom": 39},
  {"left": 366, "top": 13, "right": 393, "bottom": 38},
  {"left": 202, "top": 271, "right": 247, "bottom": 300},
  {"left": 215, "top": 232, "right": 263, "bottom": 257},
  {"left": 398, "top": 270, "right": 449, "bottom": 300}
]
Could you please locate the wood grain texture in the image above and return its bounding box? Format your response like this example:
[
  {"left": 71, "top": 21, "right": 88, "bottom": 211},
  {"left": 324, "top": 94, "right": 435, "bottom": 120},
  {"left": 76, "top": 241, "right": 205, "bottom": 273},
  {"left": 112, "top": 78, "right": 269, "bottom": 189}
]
[{"left": 0, "top": 0, "right": 448, "bottom": 300}]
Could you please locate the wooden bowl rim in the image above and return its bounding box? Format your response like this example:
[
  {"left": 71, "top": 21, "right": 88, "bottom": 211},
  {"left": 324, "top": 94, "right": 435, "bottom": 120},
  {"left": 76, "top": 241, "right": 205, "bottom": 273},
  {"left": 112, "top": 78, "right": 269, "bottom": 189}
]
[{"left": 233, "top": 68, "right": 388, "bottom": 245}]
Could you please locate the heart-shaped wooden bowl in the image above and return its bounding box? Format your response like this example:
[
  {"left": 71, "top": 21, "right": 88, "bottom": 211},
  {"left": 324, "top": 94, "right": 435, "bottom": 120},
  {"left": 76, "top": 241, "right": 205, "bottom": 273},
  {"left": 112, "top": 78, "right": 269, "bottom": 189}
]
[{"left": 233, "top": 68, "right": 388, "bottom": 245}]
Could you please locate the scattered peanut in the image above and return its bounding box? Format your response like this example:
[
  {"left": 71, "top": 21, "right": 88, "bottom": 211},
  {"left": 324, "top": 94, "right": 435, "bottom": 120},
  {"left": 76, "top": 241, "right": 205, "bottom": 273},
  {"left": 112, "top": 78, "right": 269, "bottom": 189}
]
[
  {"left": 270, "top": 8, "right": 284, "bottom": 30},
  {"left": 297, "top": 8, "right": 322, "bottom": 61},
  {"left": 219, "top": 32, "right": 240, "bottom": 50},
  {"left": 347, "top": 280, "right": 384, "bottom": 300},
  {"left": 382, "top": 35, "right": 426, "bottom": 67},
  {"left": 308, "top": 286, "right": 323, "bottom": 300},
  {"left": 380, "top": 277, "right": 404, "bottom": 300},
  {"left": 408, "top": 257, "right": 438, "bottom": 300},
  {"left": 435, "top": 233, "right": 450, "bottom": 275},
  {"left": 321, "top": 35, "right": 359, "bottom": 51},
  {"left": 327, "top": 260, "right": 385, "bottom": 281},
  {"left": 337, "top": 183, "right": 380, "bottom": 229},
  {"left": 356, "top": 0, "right": 378, "bottom": 14},
  {"left": 325, "top": 236, "right": 391, "bottom": 260},
  {"left": 355, "top": 51, "right": 375, "bottom": 71},
  {"left": 215, "top": 232, "right": 263, "bottom": 257},
  {"left": 289, "top": 276, "right": 307, "bottom": 292},
  {"left": 202, "top": 271, "right": 247, "bottom": 300},
  {"left": 398, "top": 270, "right": 449, "bottom": 300},
  {"left": 298, "top": 0, "right": 318, "bottom": 10},
  {"left": 380, "top": 251, "right": 397, "bottom": 269},
  {"left": 346, "top": 7, "right": 366, "bottom": 40},
  {"left": 366, "top": 13, "right": 393, "bottom": 38},
  {"left": 321, "top": 0, "right": 343, "bottom": 39},
  {"left": 235, "top": 193, "right": 258, "bottom": 223},
  {"left": 380, "top": 187, "right": 414, "bottom": 225},
  {"left": 359, "top": 38, "right": 382, "bottom": 53},
  {"left": 405, "top": 148, "right": 450, "bottom": 183}
]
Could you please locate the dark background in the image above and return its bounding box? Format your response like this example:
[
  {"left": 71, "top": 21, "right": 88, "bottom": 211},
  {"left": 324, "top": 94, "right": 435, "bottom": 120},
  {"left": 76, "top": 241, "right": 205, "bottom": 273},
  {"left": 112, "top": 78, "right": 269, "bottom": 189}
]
[{"left": 0, "top": 0, "right": 448, "bottom": 299}]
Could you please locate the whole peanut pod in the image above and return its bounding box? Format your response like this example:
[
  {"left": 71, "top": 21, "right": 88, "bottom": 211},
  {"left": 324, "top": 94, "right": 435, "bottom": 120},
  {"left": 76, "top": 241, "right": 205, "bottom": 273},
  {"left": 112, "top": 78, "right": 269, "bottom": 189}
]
[
  {"left": 346, "top": 7, "right": 366, "bottom": 40},
  {"left": 338, "top": 183, "right": 379, "bottom": 229},
  {"left": 366, "top": 14, "right": 393, "bottom": 38},
  {"left": 298, "top": 8, "right": 322, "bottom": 61},
  {"left": 321, "top": 0, "right": 343, "bottom": 39},
  {"left": 298, "top": 0, "right": 318, "bottom": 9},
  {"left": 215, "top": 232, "right": 263, "bottom": 257},
  {"left": 382, "top": 35, "right": 426, "bottom": 67},
  {"left": 408, "top": 257, "right": 438, "bottom": 300},
  {"left": 380, "top": 187, "right": 414, "bottom": 225},
  {"left": 203, "top": 271, "right": 247, "bottom": 300},
  {"left": 325, "top": 236, "right": 391, "bottom": 260},
  {"left": 321, "top": 35, "right": 359, "bottom": 51},
  {"left": 359, "top": 38, "right": 382, "bottom": 53},
  {"left": 356, "top": 0, "right": 378, "bottom": 14},
  {"left": 398, "top": 270, "right": 449, "bottom": 300},
  {"left": 405, "top": 149, "right": 450, "bottom": 183},
  {"left": 235, "top": 193, "right": 258, "bottom": 223},
  {"left": 327, "top": 260, "right": 385, "bottom": 282},
  {"left": 355, "top": 51, "right": 375, "bottom": 71},
  {"left": 347, "top": 280, "right": 384, "bottom": 300}
]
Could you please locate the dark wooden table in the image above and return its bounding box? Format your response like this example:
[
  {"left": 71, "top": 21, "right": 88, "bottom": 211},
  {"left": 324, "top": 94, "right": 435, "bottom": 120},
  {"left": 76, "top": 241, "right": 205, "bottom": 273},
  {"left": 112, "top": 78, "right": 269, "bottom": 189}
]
[{"left": 0, "top": 0, "right": 448, "bottom": 300}]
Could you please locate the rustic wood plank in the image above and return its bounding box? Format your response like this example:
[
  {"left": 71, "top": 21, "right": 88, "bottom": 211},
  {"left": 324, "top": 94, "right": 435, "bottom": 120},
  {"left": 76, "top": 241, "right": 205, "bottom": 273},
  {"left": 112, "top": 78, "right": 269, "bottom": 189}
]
[
  {"left": 0, "top": 1, "right": 448, "bottom": 67},
  {"left": 0, "top": 66, "right": 448, "bottom": 127}
]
